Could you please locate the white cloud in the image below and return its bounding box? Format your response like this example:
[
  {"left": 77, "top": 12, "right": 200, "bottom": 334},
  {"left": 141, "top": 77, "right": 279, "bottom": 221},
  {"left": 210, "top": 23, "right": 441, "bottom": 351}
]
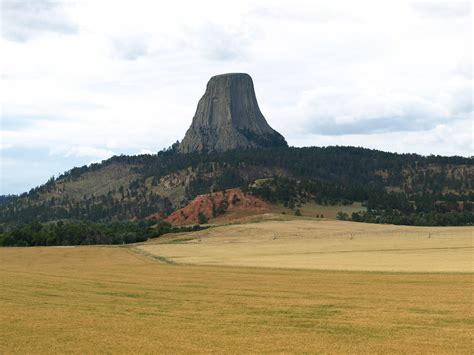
[
  {"left": 1, "top": 0, "right": 78, "bottom": 42},
  {"left": 289, "top": 116, "right": 473, "bottom": 157},
  {"left": 49, "top": 145, "right": 115, "bottom": 160},
  {"left": 412, "top": 1, "right": 471, "bottom": 18},
  {"left": 276, "top": 82, "right": 470, "bottom": 136},
  {"left": 111, "top": 34, "right": 150, "bottom": 60}
]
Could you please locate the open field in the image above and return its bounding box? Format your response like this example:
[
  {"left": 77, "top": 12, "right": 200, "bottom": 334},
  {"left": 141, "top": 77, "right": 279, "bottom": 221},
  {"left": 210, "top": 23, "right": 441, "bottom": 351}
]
[
  {"left": 274, "top": 202, "right": 366, "bottom": 219},
  {"left": 1, "top": 246, "right": 473, "bottom": 354},
  {"left": 210, "top": 202, "right": 366, "bottom": 224},
  {"left": 140, "top": 218, "right": 474, "bottom": 272}
]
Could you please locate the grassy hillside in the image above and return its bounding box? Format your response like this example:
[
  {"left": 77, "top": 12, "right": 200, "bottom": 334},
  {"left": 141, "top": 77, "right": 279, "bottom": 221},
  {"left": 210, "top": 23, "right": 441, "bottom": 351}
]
[
  {"left": 1, "top": 245, "right": 472, "bottom": 353},
  {"left": 1, "top": 146, "right": 472, "bottom": 224}
]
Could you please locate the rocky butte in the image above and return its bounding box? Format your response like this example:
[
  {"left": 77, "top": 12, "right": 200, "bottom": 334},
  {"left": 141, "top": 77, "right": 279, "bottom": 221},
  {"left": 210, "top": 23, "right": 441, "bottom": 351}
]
[{"left": 179, "top": 73, "right": 287, "bottom": 153}]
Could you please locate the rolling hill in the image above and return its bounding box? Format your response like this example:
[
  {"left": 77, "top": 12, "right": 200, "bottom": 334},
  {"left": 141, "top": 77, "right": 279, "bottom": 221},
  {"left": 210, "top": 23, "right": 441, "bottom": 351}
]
[{"left": 1, "top": 146, "right": 472, "bottom": 225}]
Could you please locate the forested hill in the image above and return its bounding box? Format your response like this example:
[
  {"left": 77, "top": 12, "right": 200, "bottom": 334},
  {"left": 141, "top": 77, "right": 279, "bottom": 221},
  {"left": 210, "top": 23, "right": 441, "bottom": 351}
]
[{"left": 1, "top": 146, "right": 473, "bottom": 224}]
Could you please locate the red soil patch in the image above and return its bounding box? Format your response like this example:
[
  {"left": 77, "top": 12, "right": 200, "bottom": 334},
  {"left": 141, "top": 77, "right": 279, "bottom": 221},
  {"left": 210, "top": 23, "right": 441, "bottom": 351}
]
[{"left": 165, "top": 188, "right": 269, "bottom": 226}]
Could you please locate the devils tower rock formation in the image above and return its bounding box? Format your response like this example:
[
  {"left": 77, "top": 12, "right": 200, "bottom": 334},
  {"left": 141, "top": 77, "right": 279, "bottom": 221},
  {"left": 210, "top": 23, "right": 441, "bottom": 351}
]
[{"left": 179, "top": 73, "right": 287, "bottom": 153}]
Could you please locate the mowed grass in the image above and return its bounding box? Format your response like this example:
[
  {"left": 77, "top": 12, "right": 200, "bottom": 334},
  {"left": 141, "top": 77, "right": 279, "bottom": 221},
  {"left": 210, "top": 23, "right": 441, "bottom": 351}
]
[
  {"left": 141, "top": 219, "right": 474, "bottom": 272},
  {"left": 1, "top": 246, "right": 473, "bottom": 354}
]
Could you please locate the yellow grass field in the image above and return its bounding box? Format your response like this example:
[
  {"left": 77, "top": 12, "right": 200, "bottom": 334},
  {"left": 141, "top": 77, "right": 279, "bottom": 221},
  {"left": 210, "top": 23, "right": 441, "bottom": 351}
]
[
  {"left": 140, "top": 219, "right": 474, "bottom": 272},
  {"left": 1, "top": 219, "right": 473, "bottom": 353}
]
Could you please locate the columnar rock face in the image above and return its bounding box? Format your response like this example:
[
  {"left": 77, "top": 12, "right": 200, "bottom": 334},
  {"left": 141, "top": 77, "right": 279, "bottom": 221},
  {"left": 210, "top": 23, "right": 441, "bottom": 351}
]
[{"left": 179, "top": 73, "right": 287, "bottom": 153}]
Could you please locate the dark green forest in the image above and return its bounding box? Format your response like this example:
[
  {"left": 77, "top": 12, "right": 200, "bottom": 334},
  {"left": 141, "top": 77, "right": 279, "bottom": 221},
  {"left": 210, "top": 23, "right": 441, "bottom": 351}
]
[{"left": 0, "top": 220, "right": 206, "bottom": 247}]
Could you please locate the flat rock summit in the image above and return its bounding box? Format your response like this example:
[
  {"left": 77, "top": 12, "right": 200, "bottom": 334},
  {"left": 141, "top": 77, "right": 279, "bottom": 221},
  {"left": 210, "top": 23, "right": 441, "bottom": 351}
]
[{"left": 179, "top": 73, "right": 287, "bottom": 153}]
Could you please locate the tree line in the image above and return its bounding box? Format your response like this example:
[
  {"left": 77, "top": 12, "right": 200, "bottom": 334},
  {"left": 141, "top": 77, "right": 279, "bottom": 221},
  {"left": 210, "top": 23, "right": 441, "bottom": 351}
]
[{"left": 0, "top": 220, "right": 206, "bottom": 247}]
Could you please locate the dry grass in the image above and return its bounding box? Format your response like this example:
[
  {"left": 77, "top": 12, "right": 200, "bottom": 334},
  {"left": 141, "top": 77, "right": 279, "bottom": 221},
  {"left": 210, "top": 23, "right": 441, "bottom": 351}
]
[
  {"left": 141, "top": 219, "right": 474, "bottom": 272},
  {"left": 298, "top": 201, "right": 366, "bottom": 218},
  {"left": 271, "top": 202, "right": 366, "bottom": 219},
  {"left": 210, "top": 202, "right": 366, "bottom": 224},
  {"left": 54, "top": 163, "right": 139, "bottom": 201},
  {"left": 1, "top": 246, "right": 473, "bottom": 354}
]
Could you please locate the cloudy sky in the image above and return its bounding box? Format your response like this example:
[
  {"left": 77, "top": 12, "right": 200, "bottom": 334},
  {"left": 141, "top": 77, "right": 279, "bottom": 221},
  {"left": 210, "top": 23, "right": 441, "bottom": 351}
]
[{"left": 1, "top": 0, "right": 472, "bottom": 194}]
